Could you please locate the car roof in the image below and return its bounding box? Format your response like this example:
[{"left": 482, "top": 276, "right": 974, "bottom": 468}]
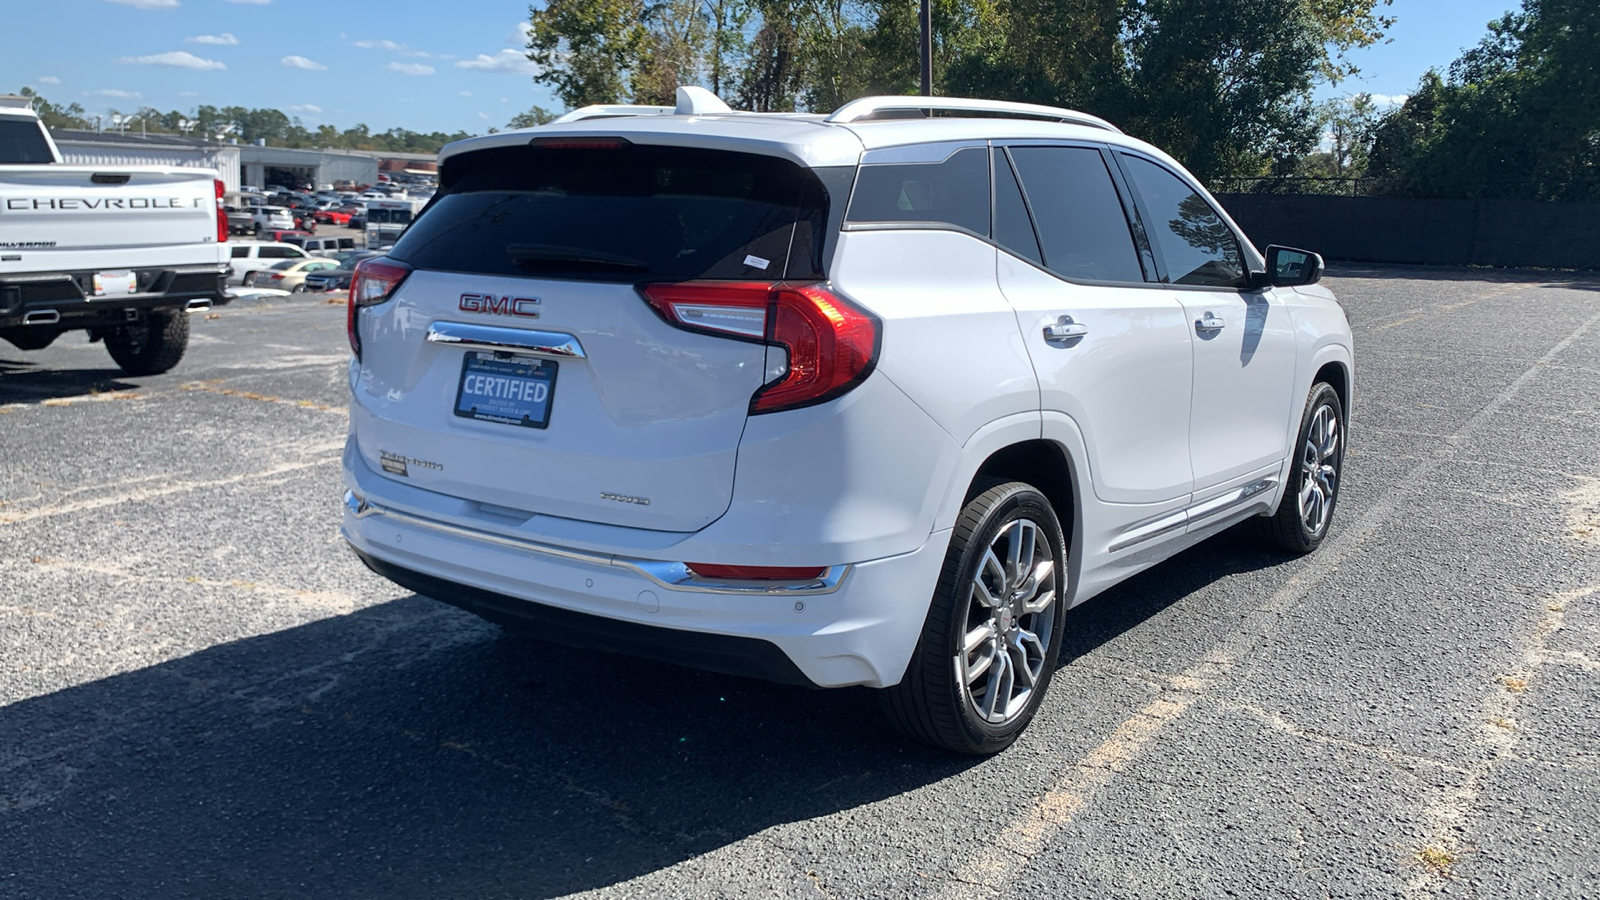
[{"left": 438, "top": 95, "right": 1179, "bottom": 171}]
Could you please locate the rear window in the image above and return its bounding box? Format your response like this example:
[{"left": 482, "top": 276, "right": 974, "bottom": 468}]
[
  {"left": 389, "top": 143, "right": 828, "bottom": 282},
  {"left": 845, "top": 147, "right": 990, "bottom": 237},
  {"left": 0, "top": 118, "right": 54, "bottom": 164}
]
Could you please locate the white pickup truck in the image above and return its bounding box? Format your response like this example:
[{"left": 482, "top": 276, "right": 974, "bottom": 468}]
[{"left": 0, "top": 95, "right": 229, "bottom": 375}]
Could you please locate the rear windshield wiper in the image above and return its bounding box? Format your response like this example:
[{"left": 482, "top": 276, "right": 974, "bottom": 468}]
[{"left": 506, "top": 244, "right": 649, "bottom": 274}]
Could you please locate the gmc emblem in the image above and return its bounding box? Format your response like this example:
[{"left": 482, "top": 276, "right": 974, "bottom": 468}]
[{"left": 460, "top": 293, "right": 541, "bottom": 318}]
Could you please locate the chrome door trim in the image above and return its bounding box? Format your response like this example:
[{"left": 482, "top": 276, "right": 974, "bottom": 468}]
[
  {"left": 426, "top": 321, "right": 587, "bottom": 359},
  {"left": 1107, "top": 477, "right": 1276, "bottom": 552}
]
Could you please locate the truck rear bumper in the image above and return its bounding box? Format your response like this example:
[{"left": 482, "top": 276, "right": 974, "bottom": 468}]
[{"left": 0, "top": 264, "right": 228, "bottom": 329}]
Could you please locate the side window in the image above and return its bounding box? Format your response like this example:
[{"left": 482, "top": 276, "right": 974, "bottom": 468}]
[
  {"left": 993, "top": 150, "right": 1042, "bottom": 266},
  {"left": 1008, "top": 147, "right": 1145, "bottom": 284},
  {"left": 260, "top": 246, "right": 293, "bottom": 259},
  {"left": 1120, "top": 155, "right": 1245, "bottom": 288},
  {"left": 846, "top": 146, "right": 990, "bottom": 237},
  {"left": 231, "top": 247, "right": 249, "bottom": 258}
]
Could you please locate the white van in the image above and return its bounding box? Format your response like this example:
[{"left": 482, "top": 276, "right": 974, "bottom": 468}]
[{"left": 226, "top": 241, "right": 311, "bottom": 286}]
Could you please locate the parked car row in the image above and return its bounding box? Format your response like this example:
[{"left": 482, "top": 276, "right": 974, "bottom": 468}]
[{"left": 225, "top": 238, "right": 361, "bottom": 287}]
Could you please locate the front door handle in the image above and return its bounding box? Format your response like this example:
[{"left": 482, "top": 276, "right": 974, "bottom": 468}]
[
  {"left": 1195, "top": 312, "right": 1225, "bottom": 334},
  {"left": 1043, "top": 316, "right": 1088, "bottom": 343}
]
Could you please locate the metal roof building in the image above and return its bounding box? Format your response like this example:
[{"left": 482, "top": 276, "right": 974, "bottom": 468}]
[{"left": 50, "top": 130, "right": 243, "bottom": 190}]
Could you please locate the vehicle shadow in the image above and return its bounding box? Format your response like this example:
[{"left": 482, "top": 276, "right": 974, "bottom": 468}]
[
  {"left": 0, "top": 357, "right": 141, "bottom": 403},
  {"left": 0, "top": 530, "right": 1291, "bottom": 899}
]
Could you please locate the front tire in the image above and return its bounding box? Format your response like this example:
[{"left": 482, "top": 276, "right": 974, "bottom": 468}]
[
  {"left": 1255, "top": 382, "right": 1345, "bottom": 554},
  {"left": 880, "top": 481, "right": 1066, "bottom": 754},
  {"left": 104, "top": 310, "right": 189, "bottom": 376}
]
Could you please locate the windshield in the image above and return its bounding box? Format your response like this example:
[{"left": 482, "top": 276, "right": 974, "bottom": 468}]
[
  {"left": 0, "top": 118, "right": 55, "bottom": 164},
  {"left": 388, "top": 143, "right": 827, "bottom": 282},
  {"left": 367, "top": 207, "right": 413, "bottom": 225}
]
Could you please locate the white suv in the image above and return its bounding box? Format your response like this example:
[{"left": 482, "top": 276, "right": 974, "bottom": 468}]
[{"left": 341, "top": 92, "right": 1353, "bottom": 754}]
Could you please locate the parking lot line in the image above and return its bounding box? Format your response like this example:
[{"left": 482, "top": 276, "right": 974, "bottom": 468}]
[{"left": 936, "top": 308, "right": 1600, "bottom": 897}]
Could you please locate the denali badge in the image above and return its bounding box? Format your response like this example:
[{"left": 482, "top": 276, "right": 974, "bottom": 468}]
[
  {"left": 379, "top": 451, "right": 443, "bottom": 478},
  {"left": 600, "top": 492, "right": 651, "bottom": 506},
  {"left": 460, "top": 293, "right": 540, "bottom": 318}
]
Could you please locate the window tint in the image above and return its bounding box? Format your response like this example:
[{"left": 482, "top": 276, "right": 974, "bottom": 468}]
[
  {"left": 231, "top": 247, "right": 249, "bottom": 258},
  {"left": 1120, "top": 155, "right": 1244, "bottom": 288},
  {"left": 0, "top": 119, "right": 54, "bottom": 164},
  {"left": 391, "top": 144, "right": 825, "bottom": 282},
  {"left": 259, "top": 246, "right": 296, "bottom": 259},
  {"left": 846, "top": 146, "right": 989, "bottom": 237},
  {"left": 1008, "top": 147, "right": 1144, "bottom": 283},
  {"left": 993, "top": 150, "right": 1042, "bottom": 266}
]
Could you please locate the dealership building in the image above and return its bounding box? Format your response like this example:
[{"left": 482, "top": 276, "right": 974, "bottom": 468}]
[{"left": 50, "top": 130, "right": 395, "bottom": 192}]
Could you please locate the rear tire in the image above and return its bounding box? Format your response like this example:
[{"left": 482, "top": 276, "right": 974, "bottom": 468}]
[
  {"left": 104, "top": 310, "right": 189, "bottom": 376},
  {"left": 1253, "top": 382, "right": 1345, "bottom": 554},
  {"left": 879, "top": 481, "right": 1066, "bottom": 755},
  {"left": 242, "top": 271, "right": 257, "bottom": 287}
]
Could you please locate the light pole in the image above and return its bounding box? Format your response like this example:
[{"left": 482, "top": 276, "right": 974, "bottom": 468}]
[{"left": 919, "top": 0, "right": 932, "bottom": 96}]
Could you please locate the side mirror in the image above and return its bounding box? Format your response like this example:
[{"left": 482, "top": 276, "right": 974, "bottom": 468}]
[{"left": 1262, "top": 245, "right": 1324, "bottom": 287}]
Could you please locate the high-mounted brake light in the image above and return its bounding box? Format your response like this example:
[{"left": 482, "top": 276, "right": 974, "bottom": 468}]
[
  {"left": 214, "top": 178, "right": 228, "bottom": 244},
  {"left": 347, "top": 257, "right": 411, "bottom": 358},
  {"left": 685, "top": 563, "right": 827, "bottom": 581},
  {"left": 526, "top": 136, "right": 632, "bottom": 150},
  {"left": 639, "top": 281, "right": 879, "bottom": 414}
]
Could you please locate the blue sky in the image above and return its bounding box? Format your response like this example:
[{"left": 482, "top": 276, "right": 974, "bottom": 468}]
[{"left": 3, "top": 0, "right": 1524, "bottom": 136}]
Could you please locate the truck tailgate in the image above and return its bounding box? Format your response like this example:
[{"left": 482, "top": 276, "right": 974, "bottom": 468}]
[{"left": 0, "top": 166, "right": 220, "bottom": 253}]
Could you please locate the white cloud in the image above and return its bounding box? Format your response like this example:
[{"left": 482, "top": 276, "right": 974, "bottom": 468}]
[
  {"left": 456, "top": 50, "right": 538, "bottom": 76},
  {"left": 507, "top": 22, "right": 533, "bottom": 45},
  {"left": 387, "top": 62, "right": 435, "bottom": 76},
  {"left": 37, "top": 76, "right": 62, "bottom": 85},
  {"left": 118, "top": 51, "right": 226, "bottom": 70},
  {"left": 354, "top": 38, "right": 405, "bottom": 52},
  {"left": 186, "top": 32, "right": 238, "bottom": 45},
  {"left": 1369, "top": 93, "right": 1410, "bottom": 107},
  {"left": 281, "top": 55, "right": 327, "bottom": 71},
  {"left": 104, "top": 0, "right": 180, "bottom": 9},
  {"left": 289, "top": 104, "right": 322, "bottom": 114},
  {"left": 460, "top": 90, "right": 472, "bottom": 97},
  {"left": 90, "top": 89, "right": 143, "bottom": 99},
  {"left": 478, "top": 112, "right": 491, "bottom": 120},
  {"left": 499, "top": 97, "right": 508, "bottom": 103}
]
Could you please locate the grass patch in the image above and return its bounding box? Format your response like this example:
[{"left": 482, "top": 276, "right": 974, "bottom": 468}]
[{"left": 1418, "top": 844, "right": 1457, "bottom": 876}]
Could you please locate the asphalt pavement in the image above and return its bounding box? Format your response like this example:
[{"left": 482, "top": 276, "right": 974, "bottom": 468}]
[{"left": 2, "top": 267, "right": 1598, "bottom": 899}]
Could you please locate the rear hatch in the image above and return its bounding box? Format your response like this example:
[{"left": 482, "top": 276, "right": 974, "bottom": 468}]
[{"left": 350, "top": 141, "right": 830, "bottom": 532}]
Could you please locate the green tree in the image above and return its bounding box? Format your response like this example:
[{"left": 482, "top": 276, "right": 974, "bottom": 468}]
[
  {"left": 17, "top": 87, "right": 90, "bottom": 130},
  {"left": 526, "top": 0, "right": 651, "bottom": 107},
  {"left": 508, "top": 105, "right": 558, "bottom": 129}
]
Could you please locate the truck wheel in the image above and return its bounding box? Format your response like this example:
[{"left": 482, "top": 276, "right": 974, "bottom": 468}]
[
  {"left": 242, "top": 271, "right": 258, "bottom": 287},
  {"left": 104, "top": 310, "right": 189, "bottom": 376},
  {"left": 879, "top": 480, "right": 1066, "bottom": 754}
]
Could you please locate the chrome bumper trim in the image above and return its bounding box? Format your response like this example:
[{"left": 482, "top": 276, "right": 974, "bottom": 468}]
[
  {"left": 344, "top": 491, "right": 850, "bottom": 596},
  {"left": 426, "top": 321, "right": 586, "bottom": 359}
]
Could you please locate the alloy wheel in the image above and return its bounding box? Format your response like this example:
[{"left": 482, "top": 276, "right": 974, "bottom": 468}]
[
  {"left": 1297, "top": 403, "right": 1340, "bottom": 536},
  {"left": 956, "top": 518, "right": 1059, "bottom": 725}
]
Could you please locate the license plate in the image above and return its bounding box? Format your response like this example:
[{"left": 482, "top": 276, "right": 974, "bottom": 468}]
[
  {"left": 93, "top": 270, "right": 137, "bottom": 296},
  {"left": 453, "top": 351, "right": 557, "bottom": 429}
]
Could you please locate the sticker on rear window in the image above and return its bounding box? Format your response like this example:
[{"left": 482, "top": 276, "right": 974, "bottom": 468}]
[{"left": 743, "top": 254, "right": 770, "bottom": 270}]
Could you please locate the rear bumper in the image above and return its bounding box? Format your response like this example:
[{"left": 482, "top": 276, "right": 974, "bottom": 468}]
[
  {"left": 341, "top": 442, "right": 951, "bottom": 689},
  {"left": 0, "top": 265, "right": 227, "bottom": 329}
]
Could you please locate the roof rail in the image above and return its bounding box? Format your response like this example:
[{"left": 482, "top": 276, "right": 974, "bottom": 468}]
[
  {"left": 825, "top": 96, "right": 1121, "bottom": 133},
  {"left": 548, "top": 104, "right": 674, "bottom": 125}
]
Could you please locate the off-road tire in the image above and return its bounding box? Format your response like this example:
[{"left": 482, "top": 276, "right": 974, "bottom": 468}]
[
  {"left": 879, "top": 480, "right": 1066, "bottom": 755},
  {"left": 1253, "top": 382, "right": 1345, "bottom": 554},
  {"left": 104, "top": 310, "right": 189, "bottom": 376}
]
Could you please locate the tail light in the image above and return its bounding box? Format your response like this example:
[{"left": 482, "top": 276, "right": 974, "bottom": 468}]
[
  {"left": 685, "top": 563, "right": 826, "bottom": 581},
  {"left": 640, "top": 282, "right": 879, "bottom": 414},
  {"left": 347, "top": 257, "right": 411, "bottom": 358},
  {"left": 213, "top": 178, "right": 228, "bottom": 243}
]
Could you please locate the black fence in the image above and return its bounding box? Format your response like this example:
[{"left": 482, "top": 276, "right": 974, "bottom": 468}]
[{"left": 1216, "top": 193, "right": 1600, "bottom": 270}]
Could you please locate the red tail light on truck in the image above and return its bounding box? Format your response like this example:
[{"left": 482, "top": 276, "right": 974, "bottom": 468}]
[{"left": 214, "top": 178, "right": 228, "bottom": 244}]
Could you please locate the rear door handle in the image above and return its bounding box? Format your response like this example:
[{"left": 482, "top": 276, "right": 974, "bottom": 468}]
[
  {"left": 1195, "top": 313, "right": 1225, "bottom": 333},
  {"left": 1043, "top": 316, "right": 1088, "bottom": 343}
]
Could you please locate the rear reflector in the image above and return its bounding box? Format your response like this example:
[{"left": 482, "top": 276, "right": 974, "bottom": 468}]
[{"left": 686, "top": 563, "right": 827, "bottom": 581}]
